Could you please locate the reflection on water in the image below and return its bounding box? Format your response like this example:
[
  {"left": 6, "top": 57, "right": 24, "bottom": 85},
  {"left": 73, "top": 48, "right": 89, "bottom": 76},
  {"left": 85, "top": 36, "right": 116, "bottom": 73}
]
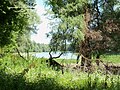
[{"left": 33, "top": 52, "right": 77, "bottom": 59}]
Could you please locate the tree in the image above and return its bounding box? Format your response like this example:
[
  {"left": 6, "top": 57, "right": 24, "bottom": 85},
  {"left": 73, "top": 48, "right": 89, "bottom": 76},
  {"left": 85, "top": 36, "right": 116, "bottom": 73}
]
[
  {"left": 100, "top": 0, "right": 120, "bottom": 53},
  {"left": 46, "top": 0, "right": 120, "bottom": 68},
  {"left": 46, "top": 0, "right": 93, "bottom": 67},
  {"left": 46, "top": 0, "right": 87, "bottom": 52},
  {"left": 0, "top": 0, "right": 40, "bottom": 54},
  {"left": 78, "top": 0, "right": 120, "bottom": 67}
]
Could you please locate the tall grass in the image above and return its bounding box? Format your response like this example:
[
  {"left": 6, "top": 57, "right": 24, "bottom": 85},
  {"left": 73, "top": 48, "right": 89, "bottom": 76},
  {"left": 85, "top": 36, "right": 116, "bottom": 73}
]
[{"left": 0, "top": 54, "right": 119, "bottom": 90}]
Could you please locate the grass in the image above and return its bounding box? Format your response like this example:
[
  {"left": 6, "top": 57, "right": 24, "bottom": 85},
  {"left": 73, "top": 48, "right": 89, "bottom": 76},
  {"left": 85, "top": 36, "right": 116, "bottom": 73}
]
[
  {"left": 55, "top": 58, "right": 77, "bottom": 64},
  {"left": 0, "top": 54, "right": 120, "bottom": 90},
  {"left": 56, "top": 54, "right": 120, "bottom": 64},
  {"left": 101, "top": 54, "right": 120, "bottom": 63}
]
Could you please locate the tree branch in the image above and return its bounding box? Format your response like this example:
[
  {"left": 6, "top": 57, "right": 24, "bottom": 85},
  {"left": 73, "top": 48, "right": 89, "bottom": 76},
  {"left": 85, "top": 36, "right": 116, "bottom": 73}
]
[
  {"left": 16, "top": 47, "right": 26, "bottom": 60},
  {"left": 52, "top": 52, "right": 63, "bottom": 59}
]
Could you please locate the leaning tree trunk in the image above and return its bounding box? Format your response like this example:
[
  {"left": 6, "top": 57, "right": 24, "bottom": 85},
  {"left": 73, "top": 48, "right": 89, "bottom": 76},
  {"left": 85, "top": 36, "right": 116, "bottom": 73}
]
[
  {"left": 80, "top": 53, "right": 92, "bottom": 67},
  {"left": 80, "top": 36, "right": 92, "bottom": 68},
  {"left": 80, "top": 5, "right": 92, "bottom": 69}
]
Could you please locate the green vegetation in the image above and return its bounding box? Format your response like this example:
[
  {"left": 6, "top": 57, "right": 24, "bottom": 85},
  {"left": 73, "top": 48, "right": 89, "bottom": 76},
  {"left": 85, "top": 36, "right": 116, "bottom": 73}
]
[
  {"left": 46, "top": 0, "right": 120, "bottom": 67},
  {"left": 101, "top": 55, "right": 120, "bottom": 63},
  {"left": 56, "top": 55, "right": 120, "bottom": 64},
  {"left": 0, "top": 0, "right": 39, "bottom": 48},
  {"left": 16, "top": 42, "right": 50, "bottom": 52},
  {"left": 0, "top": 54, "right": 120, "bottom": 90},
  {"left": 0, "top": 0, "right": 40, "bottom": 55},
  {"left": 0, "top": 0, "right": 120, "bottom": 90}
]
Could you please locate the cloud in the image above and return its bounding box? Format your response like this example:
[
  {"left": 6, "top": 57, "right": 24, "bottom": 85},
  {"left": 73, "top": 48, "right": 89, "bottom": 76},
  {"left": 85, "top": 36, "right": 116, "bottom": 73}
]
[{"left": 31, "top": 4, "right": 51, "bottom": 44}]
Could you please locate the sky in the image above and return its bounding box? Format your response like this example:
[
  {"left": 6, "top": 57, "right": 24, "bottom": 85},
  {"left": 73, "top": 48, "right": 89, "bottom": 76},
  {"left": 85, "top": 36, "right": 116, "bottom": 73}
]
[{"left": 31, "top": 0, "right": 51, "bottom": 44}]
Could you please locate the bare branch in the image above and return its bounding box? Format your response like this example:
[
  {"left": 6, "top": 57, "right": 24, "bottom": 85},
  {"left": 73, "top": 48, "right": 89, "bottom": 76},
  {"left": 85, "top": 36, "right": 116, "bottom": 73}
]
[
  {"left": 52, "top": 52, "right": 63, "bottom": 59},
  {"left": 16, "top": 47, "right": 26, "bottom": 60}
]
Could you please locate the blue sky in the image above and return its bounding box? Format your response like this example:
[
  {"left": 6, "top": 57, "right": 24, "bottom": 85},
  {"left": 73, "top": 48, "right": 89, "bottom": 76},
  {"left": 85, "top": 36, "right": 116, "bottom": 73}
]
[{"left": 31, "top": 0, "right": 51, "bottom": 44}]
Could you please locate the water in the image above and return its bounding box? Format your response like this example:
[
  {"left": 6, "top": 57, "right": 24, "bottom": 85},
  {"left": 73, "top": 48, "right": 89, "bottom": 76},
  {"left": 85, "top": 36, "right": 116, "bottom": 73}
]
[{"left": 33, "top": 52, "right": 77, "bottom": 59}]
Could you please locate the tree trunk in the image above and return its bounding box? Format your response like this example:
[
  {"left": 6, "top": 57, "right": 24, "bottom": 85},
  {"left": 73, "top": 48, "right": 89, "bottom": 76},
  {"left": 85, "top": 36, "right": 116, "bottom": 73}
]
[
  {"left": 81, "top": 54, "right": 92, "bottom": 67},
  {"left": 81, "top": 57, "right": 85, "bottom": 66},
  {"left": 26, "top": 49, "right": 29, "bottom": 60},
  {"left": 80, "top": 5, "right": 92, "bottom": 70},
  {"left": 76, "top": 54, "right": 80, "bottom": 64},
  {"left": 86, "top": 54, "right": 92, "bottom": 67},
  {"left": 96, "top": 54, "right": 100, "bottom": 66}
]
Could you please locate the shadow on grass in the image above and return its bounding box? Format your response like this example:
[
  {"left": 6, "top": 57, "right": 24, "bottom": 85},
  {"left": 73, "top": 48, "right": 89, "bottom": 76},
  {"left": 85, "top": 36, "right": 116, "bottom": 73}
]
[
  {"left": 0, "top": 69, "right": 64, "bottom": 90},
  {"left": 0, "top": 69, "right": 120, "bottom": 90}
]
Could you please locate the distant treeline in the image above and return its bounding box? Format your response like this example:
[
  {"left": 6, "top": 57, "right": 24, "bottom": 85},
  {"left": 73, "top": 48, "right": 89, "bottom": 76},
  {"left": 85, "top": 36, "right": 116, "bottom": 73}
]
[
  {"left": 16, "top": 41, "right": 50, "bottom": 52},
  {"left": 16, "top": 40, "right": 74, "bottom": 53}
]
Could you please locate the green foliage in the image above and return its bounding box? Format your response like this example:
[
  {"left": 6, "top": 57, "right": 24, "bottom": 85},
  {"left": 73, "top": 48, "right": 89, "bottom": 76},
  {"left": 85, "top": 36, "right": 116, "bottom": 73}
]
[
  {"left": 101, "top": 54, "right": 120, "bottom": 63},
  {"left": 0, "top": 0, "right": 40, "bottom": 49},
  {"left": 46, "top": 0, "right": 120, "bottom": 56},
  {"left": 16, "top": 40, "right": 50, "bottom": 52},
  {"left": 29, "top": 43, "right": 50, "bottom": 52},
  {"left": 87, "top": 0, "right": 120, "bottom": 54},
  {"left": 46, "top": 0, "right": 88, "bottom": 52},
  {"left": 0, "top": 54, "right": 120, "bottom": 90}
]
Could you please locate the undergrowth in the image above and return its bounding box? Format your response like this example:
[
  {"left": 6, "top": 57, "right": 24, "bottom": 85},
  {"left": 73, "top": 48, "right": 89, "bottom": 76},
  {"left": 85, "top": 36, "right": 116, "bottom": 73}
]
[{"left": 0, "top": 54, "right": 120, "bottom": 90}]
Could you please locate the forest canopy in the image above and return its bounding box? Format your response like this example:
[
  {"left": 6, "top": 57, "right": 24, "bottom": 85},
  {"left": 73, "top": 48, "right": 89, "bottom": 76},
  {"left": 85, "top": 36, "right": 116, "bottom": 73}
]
[
  {"left": 45, "top": 0, "right": 120, "bottom": 53},
  {"left": 0, "top": 0, "right": 40, "bottom": 54},
  {"left": 45, "top": 0, "right": 120, "bottom": 67},
  {"left": 0, "top": 0, "right": 39, "bottom": 48}
]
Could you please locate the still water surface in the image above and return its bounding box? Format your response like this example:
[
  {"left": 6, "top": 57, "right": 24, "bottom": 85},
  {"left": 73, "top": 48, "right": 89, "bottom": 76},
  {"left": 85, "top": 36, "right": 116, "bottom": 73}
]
[{"left": 33, "top": 52, "right": 77, "bottom": 59}]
